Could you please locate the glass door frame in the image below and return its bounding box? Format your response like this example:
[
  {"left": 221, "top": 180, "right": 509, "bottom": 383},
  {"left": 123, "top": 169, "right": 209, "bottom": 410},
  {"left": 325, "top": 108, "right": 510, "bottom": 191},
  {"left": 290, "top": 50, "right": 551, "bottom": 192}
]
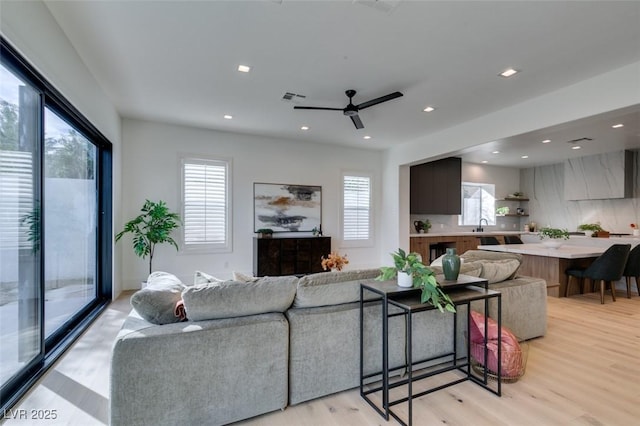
[{"left": 1, "top": 37, "right": 113, "bottom": 412}]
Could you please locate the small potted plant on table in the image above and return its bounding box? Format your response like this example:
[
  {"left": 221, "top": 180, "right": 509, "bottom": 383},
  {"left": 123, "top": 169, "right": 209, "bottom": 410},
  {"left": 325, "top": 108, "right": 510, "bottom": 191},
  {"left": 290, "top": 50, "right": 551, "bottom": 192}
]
[
  {"left": 377, "top": 248, "right": 455, "bottom": 313},
  {"left": 256, "top": 228, "right": 274, "bottom": 238}
]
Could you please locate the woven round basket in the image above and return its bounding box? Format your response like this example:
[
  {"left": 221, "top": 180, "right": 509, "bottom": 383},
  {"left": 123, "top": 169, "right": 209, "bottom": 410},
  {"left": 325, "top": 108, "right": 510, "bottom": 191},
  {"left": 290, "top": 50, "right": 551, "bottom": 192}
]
[{"left": 470, "top": 339, "right": 529, "bottom": 383}]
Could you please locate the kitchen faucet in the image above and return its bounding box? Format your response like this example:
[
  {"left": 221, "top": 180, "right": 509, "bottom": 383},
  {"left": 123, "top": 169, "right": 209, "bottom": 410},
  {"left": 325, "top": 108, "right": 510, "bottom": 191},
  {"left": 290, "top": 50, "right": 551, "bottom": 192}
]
[{"left": 477, "top": 218, "right": 488, "bottom": 232}]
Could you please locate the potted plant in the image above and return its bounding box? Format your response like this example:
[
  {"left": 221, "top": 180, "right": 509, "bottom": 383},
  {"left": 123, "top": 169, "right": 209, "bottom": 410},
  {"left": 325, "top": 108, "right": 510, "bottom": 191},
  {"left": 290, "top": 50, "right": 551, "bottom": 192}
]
[
  {"left": 577, "top": 223, "right": 602, "bottom": 237},
  {"left": 116, "top": 200, "right": 181, "bottom": 274},
  {"left": 538, "top": 227, "right": 569, "bottom": 249},
  {"left": 256, "top": 228, "right": 274, "bottom": 238},
  {"left": 377, "top": 248, "right": 455, "bottom": 313},
  {"left": 413, "top": 219, "right": 432, "bottom": 233}
]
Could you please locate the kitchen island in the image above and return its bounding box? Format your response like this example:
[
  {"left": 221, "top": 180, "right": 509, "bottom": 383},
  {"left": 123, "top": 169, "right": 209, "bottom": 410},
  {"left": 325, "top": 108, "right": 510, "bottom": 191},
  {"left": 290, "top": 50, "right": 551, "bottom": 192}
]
[{"left": 477, "top": 243, "right": 607, "bottom": 297}]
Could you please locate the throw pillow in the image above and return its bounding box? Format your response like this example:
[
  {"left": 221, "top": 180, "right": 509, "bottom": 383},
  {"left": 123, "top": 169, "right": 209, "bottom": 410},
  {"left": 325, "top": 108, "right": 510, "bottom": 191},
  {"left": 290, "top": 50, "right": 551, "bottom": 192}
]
[
  {"left": 429, "top": 261, "right": 482, "bottom": 278},
  {"left": 479, "top": 259, "right": 521, "bottom": 283},
  {"left": 232, "top": 271, "right": 260, "bottom": 283},
  {"left": 182, "top": 276, "right": 297, "bottom": 321},
  {"left": 130, "top": 271, "right": 186, "bottom": 325},
  {"left": 194, "top": 270, "right": 226, "bottom": 286},
  {"left": 469, "top": 310, "right": 523, "bottom": 378}
]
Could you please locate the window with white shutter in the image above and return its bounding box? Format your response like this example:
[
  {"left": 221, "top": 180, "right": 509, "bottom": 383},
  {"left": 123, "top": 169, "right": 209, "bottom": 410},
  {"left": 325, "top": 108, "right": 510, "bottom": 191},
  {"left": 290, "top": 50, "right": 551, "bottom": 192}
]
[
  {"left": 342, "top": 173, "right": 372, "bottom": 247},
  {"left": 181, "top": 156, "right": 232, "bottom": 252}
]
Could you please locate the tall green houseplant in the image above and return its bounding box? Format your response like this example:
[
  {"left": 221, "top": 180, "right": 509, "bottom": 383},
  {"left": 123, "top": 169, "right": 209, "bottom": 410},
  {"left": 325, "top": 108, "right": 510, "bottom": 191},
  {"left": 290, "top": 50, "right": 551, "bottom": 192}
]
[{"left": 116, "top": 200, "right": 181, "bottom": 274}]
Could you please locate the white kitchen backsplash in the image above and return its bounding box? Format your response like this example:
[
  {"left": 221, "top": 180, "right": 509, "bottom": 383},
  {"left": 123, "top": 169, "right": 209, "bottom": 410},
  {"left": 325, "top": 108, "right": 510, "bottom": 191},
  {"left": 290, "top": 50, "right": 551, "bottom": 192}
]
[{"left": 521, "top": 150, "right": 639, "bottom": 234}]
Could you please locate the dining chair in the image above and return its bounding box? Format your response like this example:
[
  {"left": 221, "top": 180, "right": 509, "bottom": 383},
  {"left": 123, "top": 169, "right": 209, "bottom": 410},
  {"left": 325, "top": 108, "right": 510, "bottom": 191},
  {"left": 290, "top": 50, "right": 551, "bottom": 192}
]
[
  {"left": 504, "top": 235, "right": 523, "bottom": 244},
  {"left": 622, "top": 244, "right": 640, "bottom": 298},
  {"left": 479, "top": 236, "right": 500, "bottom": 245},
  {"left": 565, "top": 244, "right": 631, "bottom": 304}
]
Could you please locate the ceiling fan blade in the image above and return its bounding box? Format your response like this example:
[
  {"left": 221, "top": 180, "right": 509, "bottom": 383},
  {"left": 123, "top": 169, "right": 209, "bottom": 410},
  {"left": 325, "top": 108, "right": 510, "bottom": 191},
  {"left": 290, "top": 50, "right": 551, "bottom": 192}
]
[
  {"left": 293, "top": 106, "right": 343, "bottom": 111},
  {"left": 356, "top": 91, "right": 403, "bottom": 110},
  {"left": 350, "top": 115, "right": 364, "bottom": 129}
]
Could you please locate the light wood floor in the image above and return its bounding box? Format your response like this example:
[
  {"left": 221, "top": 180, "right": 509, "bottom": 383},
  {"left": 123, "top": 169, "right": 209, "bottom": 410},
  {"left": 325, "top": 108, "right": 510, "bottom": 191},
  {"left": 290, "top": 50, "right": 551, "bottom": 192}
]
[{"left": 4, "top": 291, "right": 639, "bottom": 426}]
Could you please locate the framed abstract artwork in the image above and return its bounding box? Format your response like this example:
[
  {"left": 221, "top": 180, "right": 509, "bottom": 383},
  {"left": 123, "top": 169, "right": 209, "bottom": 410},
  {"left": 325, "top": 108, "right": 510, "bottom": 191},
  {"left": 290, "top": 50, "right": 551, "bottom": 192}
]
[{"left": 254, "top": 183, "right": 322, "bottom": 232}]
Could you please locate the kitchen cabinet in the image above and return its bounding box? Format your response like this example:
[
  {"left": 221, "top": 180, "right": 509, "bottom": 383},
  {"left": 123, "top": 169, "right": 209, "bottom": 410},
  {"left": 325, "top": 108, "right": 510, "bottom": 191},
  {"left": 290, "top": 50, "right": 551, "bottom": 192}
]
[
  {"left": 410, "top": 234, "right": 519, "bottom": 263},
  {"left": 410, "top": 157, "right": 461, "bottom": 214},
  {"left": 253, "top": 236, "right": 331, "bottom": 276}
]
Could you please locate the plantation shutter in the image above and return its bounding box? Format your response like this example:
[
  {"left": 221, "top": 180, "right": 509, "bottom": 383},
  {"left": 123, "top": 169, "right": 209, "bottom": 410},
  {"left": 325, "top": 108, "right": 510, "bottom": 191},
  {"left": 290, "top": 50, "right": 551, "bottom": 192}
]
[
  {"left": 182, "top": 158, "right": 230, "bottom": 249},
  {"left": 343, "top": 174, "right": 371, "bottom": 241}
]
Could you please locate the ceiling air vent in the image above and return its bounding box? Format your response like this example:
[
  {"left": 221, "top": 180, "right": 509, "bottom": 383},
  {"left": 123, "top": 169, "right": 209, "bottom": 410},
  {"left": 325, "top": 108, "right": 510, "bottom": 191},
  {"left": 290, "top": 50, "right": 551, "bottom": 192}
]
[{"left": 281, "top": 92, "right": 306, "bottom": 104}]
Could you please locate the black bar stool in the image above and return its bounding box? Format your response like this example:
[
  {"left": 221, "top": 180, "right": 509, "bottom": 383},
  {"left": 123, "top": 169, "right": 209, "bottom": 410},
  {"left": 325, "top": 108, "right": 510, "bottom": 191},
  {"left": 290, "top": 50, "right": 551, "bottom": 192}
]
[
  {"left": 623, "top": 244, "right": 640, "bottom": 298},
  {"left": 479, "top": 236, "right": 500, "bottom": 245},
  {"left": 565, "top": 244, "right": 631, "bottom": 304},
  {"left": 504, "top": 235, "right": 523, "bottom": 244}
]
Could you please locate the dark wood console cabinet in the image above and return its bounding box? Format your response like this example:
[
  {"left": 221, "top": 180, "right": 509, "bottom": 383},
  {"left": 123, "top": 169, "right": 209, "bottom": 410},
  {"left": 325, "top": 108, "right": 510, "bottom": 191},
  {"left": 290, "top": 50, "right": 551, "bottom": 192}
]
[{"left": 253, "top": 236, "right": 331, "bottom": 277}]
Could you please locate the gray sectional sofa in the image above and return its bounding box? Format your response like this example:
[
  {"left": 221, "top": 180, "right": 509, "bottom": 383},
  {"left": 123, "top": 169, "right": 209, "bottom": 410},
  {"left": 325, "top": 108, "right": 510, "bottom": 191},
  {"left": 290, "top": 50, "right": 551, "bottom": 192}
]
[{"left": 110, "top": 250, "right": 547, "bottom": 426}]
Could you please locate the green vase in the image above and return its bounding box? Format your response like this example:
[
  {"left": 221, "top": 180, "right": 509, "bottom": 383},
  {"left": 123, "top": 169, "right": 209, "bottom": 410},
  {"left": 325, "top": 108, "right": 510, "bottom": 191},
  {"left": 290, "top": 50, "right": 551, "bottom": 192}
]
[{"left": 442, "top": 248, "right": 461, "bottom": 281}]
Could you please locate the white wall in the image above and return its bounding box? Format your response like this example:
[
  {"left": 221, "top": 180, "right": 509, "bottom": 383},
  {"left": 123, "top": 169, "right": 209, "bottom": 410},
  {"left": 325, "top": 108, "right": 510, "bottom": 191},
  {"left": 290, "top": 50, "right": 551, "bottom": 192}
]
[
  {"left": 1, "top": 0, "right": 123, "bottom": 298},
  {"left": 381, "top": 61, "right": 640, "bottom": 261},
  {"left": 120, "top": 119, "right": 383, "bottom": 289}
]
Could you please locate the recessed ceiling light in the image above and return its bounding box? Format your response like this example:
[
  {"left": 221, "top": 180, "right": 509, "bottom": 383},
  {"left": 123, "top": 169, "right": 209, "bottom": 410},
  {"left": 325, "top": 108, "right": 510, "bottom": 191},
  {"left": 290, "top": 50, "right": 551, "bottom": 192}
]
[
  {"left": 492, "top": 151, "right": 500, "bottom": 154},
  {"left": 223, "top": 115, "right": 233, "bottom": 120},
  {"left": 571, "top": 145, "right": 581, "bottom": 150},
  {"left": 423, "top": 106, "right": 435, "bottom": 113},
  {"left": 499, "top": 68, "right": 519, "bottom": 78},
  {"left": 363, "top": 135, "right": 372, "bottom": 140},
  {"left": 237, "top": 65, "right": 251, "bottom": 73},
  {"left": 521, "top": 155, "right": 529, "bottom": 159},
  {"left": 612, "top": 123, "right": 624, "bottom": 128},
  {"left": 481, "top": 160, "right": 488, "bottom": 164},
  {"left": 542, "top": 139, "right": 551, "bottom": 144},
  {"left": 300, "top": 126, "right": 309, "bottom": 130}
]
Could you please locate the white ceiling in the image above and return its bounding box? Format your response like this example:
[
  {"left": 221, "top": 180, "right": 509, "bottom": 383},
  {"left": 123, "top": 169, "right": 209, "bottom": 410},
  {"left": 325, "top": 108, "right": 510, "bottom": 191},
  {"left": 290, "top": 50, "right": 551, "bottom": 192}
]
[{"left": 44, "top": 0, "right": 640, "bottom": 166}]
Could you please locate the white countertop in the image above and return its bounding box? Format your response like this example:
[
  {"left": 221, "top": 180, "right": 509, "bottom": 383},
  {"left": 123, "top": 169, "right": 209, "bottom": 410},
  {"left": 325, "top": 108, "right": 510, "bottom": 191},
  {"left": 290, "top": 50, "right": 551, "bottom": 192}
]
[
  {"left": 477, "top": 243, "right": 605, "bottom": 259},
  {"left": 410, "top": 231, "right": 524, "bottom": 237}
]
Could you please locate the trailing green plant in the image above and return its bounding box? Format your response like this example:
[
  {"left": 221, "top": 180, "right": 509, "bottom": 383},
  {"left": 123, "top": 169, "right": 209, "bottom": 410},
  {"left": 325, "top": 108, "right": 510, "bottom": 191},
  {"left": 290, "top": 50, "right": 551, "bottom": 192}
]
[
  {"left": 577, "top": 223, "right": 603, "bottom": 232},
  {"left": 538, "top": 227, "right": 569, "bottom": 240},
  {"left": 376, "top": 248, "right": 456, "bottom": 313},
  {"left": 256, "top": 228, "right": 274, "bottom": 235},
  {"left": 116, "top": 200, "right": 181, "bottom": 274}
]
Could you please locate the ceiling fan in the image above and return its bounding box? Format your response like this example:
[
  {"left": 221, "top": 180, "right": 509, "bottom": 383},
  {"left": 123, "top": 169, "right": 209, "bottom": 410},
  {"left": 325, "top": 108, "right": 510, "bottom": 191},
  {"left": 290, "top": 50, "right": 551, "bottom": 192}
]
[{"left": 294, "top": 89, "right": 403, "bottom": 129}]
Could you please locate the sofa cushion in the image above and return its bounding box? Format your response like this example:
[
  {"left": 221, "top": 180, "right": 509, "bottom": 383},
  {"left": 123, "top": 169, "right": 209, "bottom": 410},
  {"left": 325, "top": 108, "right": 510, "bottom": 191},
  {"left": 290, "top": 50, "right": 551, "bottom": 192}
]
[
  {"left": 293, "top": 269, "right": 381, "bottom": 308},
  {"left": 182, "top": 276, "right": 297, "bottom": 321},
  {"left": 194, "top": 270, "right": 226, "bottom": 286},
  {"left": 130, "top": 272, "right": 186, "bottom": 325}
]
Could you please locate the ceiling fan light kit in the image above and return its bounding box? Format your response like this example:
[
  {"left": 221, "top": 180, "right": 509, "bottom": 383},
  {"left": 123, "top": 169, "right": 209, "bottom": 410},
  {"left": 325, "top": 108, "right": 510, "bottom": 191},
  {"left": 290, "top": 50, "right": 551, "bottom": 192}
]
[{"left": 294, "top": 89, "right": 403, "bottom": 129}]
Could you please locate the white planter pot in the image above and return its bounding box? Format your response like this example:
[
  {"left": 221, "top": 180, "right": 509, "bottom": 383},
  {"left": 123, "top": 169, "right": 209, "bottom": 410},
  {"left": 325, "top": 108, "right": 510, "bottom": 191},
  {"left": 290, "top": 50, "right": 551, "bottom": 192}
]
[
  {"left": 542, "top": 240, "right": 563, "bottom": 249},
  {"left": 583, "top": 230, "right": 594, "bottom": 237},
  {"left": 397, "top": 271, "right": 413, "bottom": 288},
  {"left": 633, "top": 229, "right": 640, "bottom": 237}
]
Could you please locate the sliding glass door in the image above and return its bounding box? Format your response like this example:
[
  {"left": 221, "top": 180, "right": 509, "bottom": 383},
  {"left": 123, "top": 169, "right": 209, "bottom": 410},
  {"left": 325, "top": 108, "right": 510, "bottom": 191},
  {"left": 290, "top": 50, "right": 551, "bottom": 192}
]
[
  {"left": 43, "top": 108, "right": 98, "bottom": 337},
  {"left": 1, "top": 38, "right": 112, "bottom": 410},
  {"left": 0, "top": 62, "right": 43, "bottom": 388}
]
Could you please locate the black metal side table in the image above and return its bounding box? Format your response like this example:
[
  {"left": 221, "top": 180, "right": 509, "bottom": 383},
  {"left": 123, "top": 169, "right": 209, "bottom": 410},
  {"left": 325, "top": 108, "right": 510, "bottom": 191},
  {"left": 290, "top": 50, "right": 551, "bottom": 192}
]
[{"left": 359, "top": 274, "right": 502, "bottom": 426}]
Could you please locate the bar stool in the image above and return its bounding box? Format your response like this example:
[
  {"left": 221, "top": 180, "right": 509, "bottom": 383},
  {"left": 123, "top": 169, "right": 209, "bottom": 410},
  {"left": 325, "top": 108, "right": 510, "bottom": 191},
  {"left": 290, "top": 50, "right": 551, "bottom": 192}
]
[
  {"left": 504, "top": 235, "right": 523, "bottom": 244},
  {"left": 479, "top": 236, "right": 500, "bottom": 245},
  {"left": 565, "top": 244, "right": 631, "bottom": 304},
  {"left": 623, "top": 244, "right": 640, "bottom": 298}
]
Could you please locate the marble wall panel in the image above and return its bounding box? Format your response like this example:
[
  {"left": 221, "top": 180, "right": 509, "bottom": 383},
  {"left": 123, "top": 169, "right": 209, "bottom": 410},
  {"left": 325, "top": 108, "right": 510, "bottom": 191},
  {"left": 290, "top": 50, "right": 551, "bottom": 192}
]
[{"left": 521, "top": 150, "right": 639, "bottom": 234}]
